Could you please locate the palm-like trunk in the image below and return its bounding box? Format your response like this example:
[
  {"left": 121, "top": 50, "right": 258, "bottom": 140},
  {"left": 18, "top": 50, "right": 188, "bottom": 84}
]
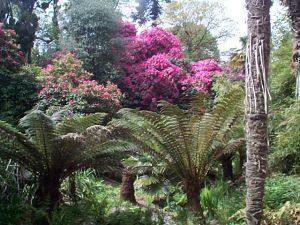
[
  {"left": 120, "top": 168, "right": 137, "bottom": 204},
  {"left": 220, "top": 155, "right": 234, "bottom": 181},
  {"left": 183, "top": 179, "right": 206, "bottom": 224},
  {"left": 245, "top": 0, "right": 271, "bottom": 224},
  {"left": 34, "top": 175, "right": 62, "bottom": 225},
  {"left": 282, "top": 0, "right": 300, "bottom": 98}
]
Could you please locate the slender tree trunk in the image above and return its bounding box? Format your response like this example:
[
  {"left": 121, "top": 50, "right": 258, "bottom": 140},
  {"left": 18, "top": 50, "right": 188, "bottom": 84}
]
[
  {"left": 120, "top": 168, "right": 136, "bottom": 204},
  {"left": 183, "top": 179, "right": 206, "bottom": 224},
  {"left": 283, "top": 0, "right": 300, "bottom": 98},
  {"left": 69, "top": 174, "right": 77, "bottom": 205},
  {"left": 245, "top": 0, "right": 271, "bottom": 224},
  {"left": 52, "top": 0, "right": 60, "bottom": 49},
  {"left": 221, "top": 155, "right": 234, "bottom": 181}
]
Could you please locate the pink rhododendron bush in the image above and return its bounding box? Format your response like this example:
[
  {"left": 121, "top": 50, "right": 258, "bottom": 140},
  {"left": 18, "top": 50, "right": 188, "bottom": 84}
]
[
  {"left": 117, "top": 21, "right": 223, "bottom": 109},
  {"left": 0, "top": 25, "right": 25, "bottom": 72},
  {"left": 180, "top": 59, "right": 223, "bottom": 93},
  {"left": 38, "top": 53, "right": 122, "bottom": 114}
]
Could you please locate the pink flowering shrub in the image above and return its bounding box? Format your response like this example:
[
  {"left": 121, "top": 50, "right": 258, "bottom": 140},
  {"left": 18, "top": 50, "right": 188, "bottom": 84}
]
[
  {"left": 117, "top": 21, "right": 185, "bottom": 109},
  {"left": 123, "top": 54, "right": 183, "bottom": 109},
  {"left": 0, "top": 25, "right": 25, "bottom": 72},
  {"left": 222, "top": 65, "right": 245, "bottom": 82},
  {"left": 117, "top": 20, "right": 137, "bottom": 38},
  {"left": 38, "top": 53, "right": 122, "bottom": 114},
  {"left": 180, "top": 59, "right": 222, "bottom": 93},
  {"left": 117, "top": 21, "right": 224, "bottom": 109},
  {"left": 137, "top": 27, "right": 184, "bottom": 60}
]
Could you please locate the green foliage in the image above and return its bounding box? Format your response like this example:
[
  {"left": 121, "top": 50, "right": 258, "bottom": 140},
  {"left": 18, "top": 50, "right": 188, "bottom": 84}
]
[
  {"left": 264, "top": 175, "right": 300, "bottom": 210},
  {"left": 162, "top": 0, "right": 233, "bottom": 60},
  {"left": 65, "top": 0, "right": 121, "bottom": 82},
  {"left": 0, "top": 67, "right": 38, "bottom": 124},
  {"left": 171, "top": 23, "right": 220, "bottom": 60},
  {"left": 199, "top": 181, "right": 245, "bottom": 224},
  {"left": 270, "top": 31, "right": 295, "bottom": 105},
  {"left": 269, "top": 11, "right": 299, "bottom": 175},
  {"left": 269, "top": 100, "right": 300, "bottom": 174},
  {"left": 58, "top": 170, "right": 164, "bottom": 225}
]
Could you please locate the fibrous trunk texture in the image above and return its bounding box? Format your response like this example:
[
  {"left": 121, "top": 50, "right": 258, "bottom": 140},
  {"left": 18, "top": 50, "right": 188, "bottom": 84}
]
[
  {"left": 34, "top": 176, "right": 62, "bottom": 225},
  {"left": 245, "top": 0, "right": 271, "bottom": 224},
  {"left": 221, "top": 155, "right": 234, "bottom": 181},
  {"left": 183, "top": 179, "right": 206, "bottom": 224},
  {"left": 284, "top": 0, "right": 300, "bottom": 98},
  {"left": 120, "top": 168, "right": 137, "bottom": 204}
]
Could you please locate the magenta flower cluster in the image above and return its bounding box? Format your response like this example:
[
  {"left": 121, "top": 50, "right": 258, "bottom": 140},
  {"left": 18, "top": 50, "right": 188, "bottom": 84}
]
[
  {"left": 0, "top": 26, "right": 25, "bottom": 72},
  {"left": 117, "top": 21, "right": 223, "bottom": 109},
  {"left": 180, "top": 59, "right": 222, "bottom": 93}
]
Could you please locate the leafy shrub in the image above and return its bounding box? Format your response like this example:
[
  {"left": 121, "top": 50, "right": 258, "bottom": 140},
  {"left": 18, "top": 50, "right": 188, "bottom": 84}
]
[
  {"left": 180, "top": 59, "right": 222, "bottom": 93},
  {"left": 66, "top": 0, "right": 121, "bottom": 82},
  {"left": 0, "top": 67, "right": 38, "bottom": 124},
  {"left": 269, "top": 100, "right": 300, "bottom": 174},
  {"left": 118, "top": 21, "right": 224, "bottom": 110},
  {"left": 38, "top": 53, "right": 122, "bottom": 114},
  {"left": 0, "top": 26, "right": 37, "bottom": 124},
  {"left": 263, "top": 202, "right": 300, "bottom": 225},
  {"left": 264, "top": 175, "right": 300, "bottom": 210}
]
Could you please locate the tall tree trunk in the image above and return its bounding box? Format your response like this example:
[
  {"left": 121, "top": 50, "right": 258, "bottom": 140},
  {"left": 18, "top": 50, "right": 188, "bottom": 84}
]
[
  {"left": 15, "top": 0, "right": 38, "bottom": 63},
  {"left": 183, "top": 179, "right": 206, "bottom": 224},
  {"left": 52, "top": 0, "right": 60, "bottom": 49},
  {"left": 282, "top": 0, "right": 300, "bottom": 98},
  {"left": 120, "top": 168, "right": 136, "bottom": 204},
  {"left": 245, "top": 0, "right": 271, "bottom": 224}
]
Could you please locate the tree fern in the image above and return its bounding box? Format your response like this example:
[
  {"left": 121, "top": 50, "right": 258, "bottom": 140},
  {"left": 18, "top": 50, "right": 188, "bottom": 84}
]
[
  {"left": 112, "top": 84, "right": 244, "bottom": 222},
  {"left": 0, "top": 111, "right": 136, "bottom": 224}
]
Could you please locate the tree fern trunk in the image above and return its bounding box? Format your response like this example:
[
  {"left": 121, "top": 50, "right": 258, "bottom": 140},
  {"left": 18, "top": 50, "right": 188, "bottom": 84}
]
[
  {"left": 221, "top": 155, "right": 234, "bottom": 181},
  {"left": 183, "top": 179, "right": 206, "bottom": 224},
  {"left": 245, "top": 0, "right": 271, "bottom": 224},
  {"left": 284, "top": 0, "right": 300, "bottom": 98},
  {"left": 34, "top": 176, "right": 62, "bottom": 224},
  {"left": 120, "top": 168, "right": 137, "bottom": 204}
]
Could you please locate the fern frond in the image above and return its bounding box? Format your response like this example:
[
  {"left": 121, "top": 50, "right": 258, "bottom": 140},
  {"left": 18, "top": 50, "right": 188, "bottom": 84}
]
[
  {"left": 0, "top": 120, "right": 43, "bottom": 171},
  {"left": 19, "top": 111, "right": 56, "bottom": 168},
  {"left": 55, "top": 113, "right": 107, "bottom": 135},
  {"left": 192, "top": 87, "right": 244, "bottom": 175},
  {"left": 214, "top": 138, "right": 245, "bottom": 160}
]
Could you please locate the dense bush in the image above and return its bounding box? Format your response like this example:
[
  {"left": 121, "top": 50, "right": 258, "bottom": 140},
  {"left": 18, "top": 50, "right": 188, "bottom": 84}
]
[
  {"left": 264, "top": 174, "right": 300, "bottom": 210},
  {"left": 38, "top": 53, "right": 122, "bottom": 114},
  {"left": 66, "top": 0, "right": 121, "bottom": 82},
  {"left": 0, "top": 26, "right": 38, "bottom": 124},
  {"left": 0, "top": 70, "right": 38, "bottom": 124},
  {"left": 180, "top": 59, "right": 222, "bottom": 93},
  {"left": 118, "top": 22, "right": 223, "bottom": 110}
]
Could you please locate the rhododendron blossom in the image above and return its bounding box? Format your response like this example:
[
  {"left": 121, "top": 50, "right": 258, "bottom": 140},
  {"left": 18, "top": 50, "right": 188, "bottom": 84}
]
[
  {"left": 117, "top": 21, "right": 224, "bottom": 109},
  {"left": 180, "top": 59, "right": 222, "bottom": 93},
  {"left": 38, "top": 53, "right": 122, "bottom": 114},
  {"left": 117, "top": 21, "right": 185, "bottom": 109},
  {"left": 0, "top": 26, "right": 25, "bottom": 72},
  {"left": 123, "top": 54, "right": 183, "bottom": 109}
]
